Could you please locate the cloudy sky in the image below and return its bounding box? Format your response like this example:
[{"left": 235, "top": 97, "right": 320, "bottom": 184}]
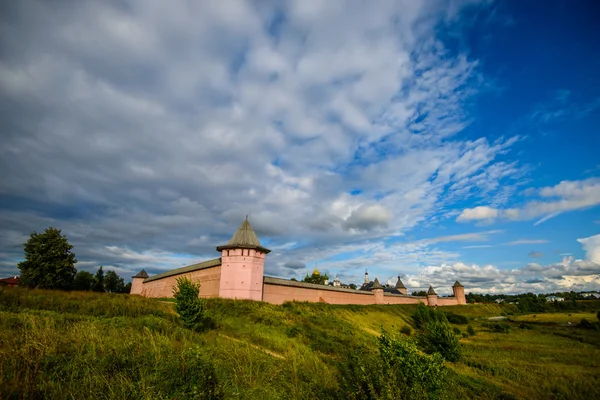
[{"left": 1, "top": 0, "right": 599, "bottom": 294}]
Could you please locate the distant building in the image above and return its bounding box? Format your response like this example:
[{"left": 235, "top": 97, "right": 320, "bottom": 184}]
[
  {"left": 495, "top": 298, "right": 505, "bottom": 304},
  {"left": 0, "top": 276, "right": 20, "bottom": 287},
  {"left": 333, "top": 275, "right": 341, "bottom": 287},
  {"left": 546, "top": 296, "right": 564, "bottom": 302},
  {"left": 581, "top": 292, "right": 600, "bottom": 299}
]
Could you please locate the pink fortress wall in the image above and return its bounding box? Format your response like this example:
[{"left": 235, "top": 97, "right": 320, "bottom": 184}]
[
  {"left": 263, "top": 281, "right": 375, "bottom": 305},
  {"left": 262, "top": 278, "right": 462, "bottom": 306},
  {"left": 138, "top": 266, "right": 221, "bottom": 298}
]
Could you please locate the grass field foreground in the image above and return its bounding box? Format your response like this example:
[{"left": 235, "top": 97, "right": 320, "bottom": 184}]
[{"left": 1, "top": 288, "right": 599, "bottom": 399}]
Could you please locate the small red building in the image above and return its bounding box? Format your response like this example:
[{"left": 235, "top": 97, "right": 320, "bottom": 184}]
[{"left": 0, "top": 276, "right": 20, "bottom": 287}]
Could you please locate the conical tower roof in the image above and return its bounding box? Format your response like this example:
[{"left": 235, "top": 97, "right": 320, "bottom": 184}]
[
  {"left": 427, "top": 285, "right": 437, "bottom": 295},
  {"left": 216, "top": 217, "right": 271, "bottom": 253},
  {"left": 452, "top": 280, "right": 463, "bottom": 287},
  {"left": 371, "top": 278, "right": 383, "bottom": 290},
  {"left": 395, "top": 276, "right": 406, "bottom": 289},
  {"left": 132, "top": 269, "right": 149, "bottom": 279}
]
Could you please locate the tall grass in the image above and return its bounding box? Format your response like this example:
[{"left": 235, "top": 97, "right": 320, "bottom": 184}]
[{"left": 1, "top": 287, "right": 599, "bottom": 399}]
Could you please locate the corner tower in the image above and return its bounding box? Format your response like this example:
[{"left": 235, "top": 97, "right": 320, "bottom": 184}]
[
  {"left": 216, "top": 217, "right": 271, "bottom": 301},
  {"left": 427, "top": 285, "right": 438, "bottom": 306},
  {"left": 452, "top": 280, "right": 466, "bottom": 305},
  {"left": 130, "top": 269, "right": 148, "bottom": 295},
  {"left": 371, "top": 278, "right": 384, "bottom": 304}
]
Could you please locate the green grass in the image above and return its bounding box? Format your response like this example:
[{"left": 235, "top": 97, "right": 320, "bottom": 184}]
[{"left": 1, "top": 287, "right": 599, "bottom": 399}]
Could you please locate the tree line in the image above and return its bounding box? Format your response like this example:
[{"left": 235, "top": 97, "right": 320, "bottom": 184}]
[{"left": 16, "top": 227, "right": 131, "bottom": 293}]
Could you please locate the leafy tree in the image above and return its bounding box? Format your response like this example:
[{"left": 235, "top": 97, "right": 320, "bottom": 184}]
[
  {"left": 302, "top": 270, "right": 329, "bottom": 285},
  {"left": 173, "top": 277, "right": 206, "bottom": 331},
  {"left": 93, "top": 266, "right": 105, "bottom": 292},
  {"left": 290, "top": 277, "right": 298, "bottom": 281},
  {"left": 104, "top": 270, "right": 125, "bottom": 293},
  {"left": 123, "top": 282, "right": 132, "bottom": 294},
  {"left": 18, "top": 227, "right": 77, "bottom": 290},
  {"left": 412, "top": 290, "right": 427, "bottom": 296},
  {"left": 349, "top": 283, "right": 357, "bottom": 290},
  {"left": 73, "top": 271, "right": 95, "bottom": 291}
]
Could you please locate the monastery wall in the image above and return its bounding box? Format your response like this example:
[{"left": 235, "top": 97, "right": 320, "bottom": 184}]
[
  {"left": 263, "top": 277, "right": 375, "bottom": 305},
  {"left": 139, "top": 265, "right": 221, "bottom": 298},
  {"left": 382, "top": 293, "right": 427, "bottom": 305},
  {"left": 436, "top": 297, "right": 460, "bottom": 306}
]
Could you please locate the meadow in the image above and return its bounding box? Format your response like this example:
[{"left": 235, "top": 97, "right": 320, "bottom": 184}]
[{"left": 1, "top": 287, "right": 599, "bottom": 399}]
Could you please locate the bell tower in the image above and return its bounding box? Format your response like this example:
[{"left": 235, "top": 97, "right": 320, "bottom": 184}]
[{"left": 217, "top": 217, "right": 271, "bottom": 301}]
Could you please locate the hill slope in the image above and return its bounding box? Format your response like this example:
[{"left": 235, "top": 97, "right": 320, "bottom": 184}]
[{"left": 1, "top": 288, "right": 599, "bottom": 399}]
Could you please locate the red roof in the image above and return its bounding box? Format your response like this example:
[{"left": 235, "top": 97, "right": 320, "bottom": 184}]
[{"left": 0, "top": 276, "right": 20, "bottom": 285}]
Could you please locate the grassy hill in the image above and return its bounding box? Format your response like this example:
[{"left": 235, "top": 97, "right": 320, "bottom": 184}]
[{"left": 1, "top": 288, "right": 599, "bottom": 399}]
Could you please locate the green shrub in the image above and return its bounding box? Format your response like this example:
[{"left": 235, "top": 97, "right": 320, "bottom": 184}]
[
  {"left": 400, "top": 325, "right": 412, "bottom": 336},
  {"left": 467, "top": 324, "right": 476, "bottom": 336},
  {"left": 341, "top": 329, "right": 446, "bottom": 399},
  {"left": 579, "top": 318, "right": 594, "bottom": 329},
  {"left": 453, "top": 326, "right": 461, "bottom": 334},
  {"left": 173, "top": 277, "right": 206, "bottom": 331},
  {"left": 445, "top": 312, "right": 469, "bottom": 325},
  {"left": 519, "top": 323, "right": 532, "bottom": 330},
  {"left": 418, "top": 319, "right": 461, "bottom": 362},
  {"left": 411, "top": 302, "right": 446, "bottom": 329},
  {"left": 483, "top": 322, "right": 510, "bottom": 333},
  {"left": 596, "top": 311, "right": 600, "bottom": 322}
]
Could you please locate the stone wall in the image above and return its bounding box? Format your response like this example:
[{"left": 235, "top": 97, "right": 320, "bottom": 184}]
[
  {"left": 436, "top": 297, "right": 460, "bottom": 306},
  {"left": 262, "top": 277, "right": 458, "bottom": 306},
  {"left": 263, "top": 277, "right": 375, "bottom": 305},
  {"left": 138, "top": 265, "right": 221, "bottom": 298}
]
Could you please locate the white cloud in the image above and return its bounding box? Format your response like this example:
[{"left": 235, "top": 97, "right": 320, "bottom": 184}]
[
  {"left": 344, "top": 204, "right": 391, "bottom": 232},
  {"left": 456, "top": 206, "right": 499, "bottom": 222},
  {"left": 458, "top": 178, "right": 600, "bottom": 225},
  {"left": 409, "top": 230, "right": 503, "bottom": 245},
  {"left": 0, "top": 0, "right": 528, "bottom": 280},
  {"left": 505, "top": 239, "right": 548, "bottom": 246},
  {"left": 404, "top": 238, "right": 600, "bottom": 294},
  {"left": 577, "top": 234, "right": 600, "bottom": 264}
]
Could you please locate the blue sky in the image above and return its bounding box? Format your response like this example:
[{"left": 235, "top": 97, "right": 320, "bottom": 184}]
[{"left": 0, "top": 0, "right": 599, "bottom": 294}]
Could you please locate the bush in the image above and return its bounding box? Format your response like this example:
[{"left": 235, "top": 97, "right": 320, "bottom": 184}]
[
  {"left": 411, "top": 302, "right": 446, "bottom": 329},
  {"left": 445, "top": 312, "right": 469, "bottom": 325},
  {"left": 597, "top": 311, "right": 600, "bottom": 322},
  {"left": 483, "top": 322, "right": 511, "bottom": 333},
  {"left": 400, "top": 325, "right": 412, "bottom": 336},
  {"left": 173, "top": 277, "right": 207, "bottom": 331},
  {"left": 467, "top": 324, "right": 476, "bottom": 336},
  {"left": 519, "top": 323, "right": 532, "bottom": 330},
  {"left": 341, "top": 329, "right": 446, "bottom": 399},
  {"left": 579, "top": 318, "right": 594, "bottom": 329},
  {"left": 418, "top": 320, "right": 461, "bottom": 362}
]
